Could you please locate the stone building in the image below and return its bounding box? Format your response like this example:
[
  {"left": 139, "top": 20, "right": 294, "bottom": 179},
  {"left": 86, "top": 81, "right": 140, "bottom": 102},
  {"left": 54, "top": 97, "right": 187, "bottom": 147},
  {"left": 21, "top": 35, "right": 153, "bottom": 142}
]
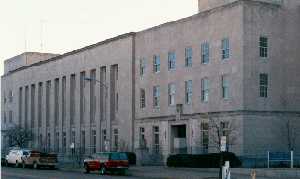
[{"left": 2, "top": 0, "right": 300, "bottom": 166}]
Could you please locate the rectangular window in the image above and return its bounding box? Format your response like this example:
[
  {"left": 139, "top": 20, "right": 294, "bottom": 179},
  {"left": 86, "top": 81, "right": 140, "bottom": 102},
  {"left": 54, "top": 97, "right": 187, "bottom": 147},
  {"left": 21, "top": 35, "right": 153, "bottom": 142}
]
[
  {"left": 72, "top": 131, "right": 75, "bottom": 144},
  {"left": 63, "top": 132, "right": 66, "bottom": 154},
  {"left": 141, "top": 59, "right": 146, "bottom": 76},
  {"left": 185, "top": 47, "right": 192, "bottom": 67},
  {"left": 46, "top": 81, "right": 51, "bottom": 127},
  {"left": 202, "top": 43, "right": 209, "bottom": 64},
  {"left": 169, "top": 51, "right": 175, "bottom": 70},
  {"left": 70, "top": 74, "right": 75, "bottom": 125},
  {"left": 48, "top": 133, "right": 51, "bottom": 147},
  {"left": 31, "top": 84, "right": 35, "bottom": 128},
  {"left": 116, "top": 93, "right": 118, "bottom": 112},
  {"left": 4, "top": 92, "right": 6, "bottom": 103},
  {"left": 54, "top": 78, "right": 59, "bottom": 126},
  {"left": 92, "top": 130, "right": 96, "bottom": 153},
  {"left": 260, "top": 74, "right": 268, "bottom": 98},
  {"left": 153, "top": 55, "right": 160, "bottom": 73},
  {"left": 140, "top": 89, "right": 145, "bottom": 109},
  {"left": 260, "top": 36, "right": 268, "bottom": 57},
  {"left": 140, "top": 127, "right": 145, "bottom": 139},
  {"left": 9, "top": 91, "right": 13, "bottom": 103},
  {"left": 114, "top": 129, "right": 118, "bottom": 150},
  {"left": 154, "top": 126, "right": 159, "bottom": 154},
  {"left": 202, "top": 123, "right": 209, "bottom": 154},
  {"left": 80, "top": 72, "right": 85, "bottom": 124},
  {"left": 102, "top": 130, "right": 106, "bottom": 148},
  {"left": 39, "top": 134, "right": 43, "bottom": 148},
  {"left": 202, "top": 78, "right": 209, "bottom": 101},
  {"left": 81, "top": 131, "right": 85, "bottom": 150},
  {"left": 153, "top": 86, "right": 160, "bottom": 107},
  {"left": 4, "top": 111, "right": 7, "bottom": 123},
  {"left": 115, "top": 65, "right": 118, "bottom": 81},
  {"left": 169, "top": 84, "right": 175, "bottom": 105},
  {"left": 55, "top": 132, "right": 59, "bottom": 153},
  {"left": 62, "top": 76, "right": 66, "bottom": 125},
  {"left": 186, "top": 81, "right": 192, "bottom": 104},
  {"left": 9, "top": 110, "right": 12, "bottom": 123},
  {"left": 222, "top": 75, "right": 229, "bottom": 99},
  {"left": 222, "top": 39, "right": 229, "bottom": 60},
  {"left": 221, "top": 122, "right": 229, "bottom": 136}
]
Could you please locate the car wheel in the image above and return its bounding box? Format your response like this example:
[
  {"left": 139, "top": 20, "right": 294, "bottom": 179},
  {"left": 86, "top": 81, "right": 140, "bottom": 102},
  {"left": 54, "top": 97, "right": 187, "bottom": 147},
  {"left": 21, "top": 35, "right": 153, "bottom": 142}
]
[
  {"left": 118, "top": 170, "right": 125, "bottom": 175},
  {"left": 5, "top": 160, "right": 9, "bottom": 167},
  {"left": 100, "top": 165, "right": 106, "bottom": 175},
  {"left": 15, "top": 161, "right": 19, "bottom": 168},
  {"left": 84, "top": 164, "right": 90, "bottom": 174},
  {"left": 22, "top": 161, "right": 26, "bottom": 168}
]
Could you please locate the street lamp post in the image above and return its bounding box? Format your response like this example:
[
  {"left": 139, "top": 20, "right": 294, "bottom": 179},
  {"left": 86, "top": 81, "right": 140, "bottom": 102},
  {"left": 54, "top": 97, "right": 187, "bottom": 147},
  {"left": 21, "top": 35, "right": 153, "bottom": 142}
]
[{"left": 84, "top": 77, "right": 109, "bottom": 152}]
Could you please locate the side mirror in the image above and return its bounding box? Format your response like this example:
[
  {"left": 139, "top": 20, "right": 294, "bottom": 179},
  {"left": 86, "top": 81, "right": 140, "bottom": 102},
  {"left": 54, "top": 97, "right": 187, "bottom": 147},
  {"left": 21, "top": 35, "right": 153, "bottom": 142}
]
[{"left": 89, "top": 156, "right": 91, "bottom": 158}]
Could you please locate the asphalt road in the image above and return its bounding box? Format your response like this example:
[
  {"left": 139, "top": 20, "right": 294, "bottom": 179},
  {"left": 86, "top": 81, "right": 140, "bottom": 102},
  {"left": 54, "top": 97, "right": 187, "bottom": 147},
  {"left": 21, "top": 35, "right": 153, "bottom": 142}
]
[{"left": 1, "top": 166, "right": 148, "bottom": 179}]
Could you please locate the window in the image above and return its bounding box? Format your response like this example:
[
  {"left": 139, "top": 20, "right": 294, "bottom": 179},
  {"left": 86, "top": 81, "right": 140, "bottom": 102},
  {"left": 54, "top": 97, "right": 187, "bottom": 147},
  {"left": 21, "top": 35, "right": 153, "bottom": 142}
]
[
  {"left": 185, "top": 47, "right": 192, "bottom": 67},
  {"left": 202, "top": 78, "right": 209, "bottom": 101},
  {"left": 39, "top": 134, "right": 43, "bottom": 148},
  {"left": 55, "top": 132, "right": 59, "bottom": 152},
  {"left": 4, "top": 111, "right": 6, "bottom": 123},
  {"left": 169, "top": 84, "right": 175, "bottom": 105},
  {"left": 169, "top": 51, "right": 175, "bottom": 70},
  {"left": 221, "top": 122, "right": 229, "bottom": 136},
  {"left": 116, "top": 93, "right": 118, "bottom": 112},
  {"left": 186, "top": 81, "right": 192, "bottom": 104},
  {"left": 9, "top": 110, "right": 12, "bottom": 123},
  {"left": 92, "top": 130, "right": 96, "bottom": 153},
  {"left": 102, "top": 130, "right": 106, "bottom": 148},
  {"left": 222, "top": 39, "right": 229, "bottom": 60},
  {"left": 115, "top": 65, "right": 118, "bottom": 81},
  {"left": 154, "top": 126, "right": 159, "bottom": 154},
  {"left": 140, "top": 127, "right": 145, "bottom": 139},
  {"left": 260, "top": 36, "right": 268, "bottom": 57},
  {"left": 114, "top": 129, "right": 118, "bottom": 150},
  {"left": 48, "top": 133, "right": 51, "bottom": 147},
  {"left": 81, "top": 131, "right": 85, "bottom": 150},
  {"left": 63, "top": 132, "right": 66, "bottom": 154},
  {"left": 72, "top": 131, "right": 75, "bottom": 145},
  {"left": 153, "top": 86, "right": 160, "bottom": 107},
  {"left": 140, "top": 89, "right": 145, "bottom": 109},
  {"left": 202, "top": 123, "right": 209, "bottom": 154},
  {"left": 9, "top": 91, "right": 13, "bottom": 103},
  {"left": 222, "top": 75, "right": 229, "bottom": 99},
  {"left": 260, "top": 74, "right": 268, "bottom": 98},
  {"left": 202, "top": 43, "right": 209, "bottom": 64},
  {"left": 4, "top": 92, "right": 6, "bottom": 104},
  {"left": 153, "top": 55, "right": 160, "bottom": 73},
  {"left": 141, "top": 59, "right": 146, "bottom": 76}
]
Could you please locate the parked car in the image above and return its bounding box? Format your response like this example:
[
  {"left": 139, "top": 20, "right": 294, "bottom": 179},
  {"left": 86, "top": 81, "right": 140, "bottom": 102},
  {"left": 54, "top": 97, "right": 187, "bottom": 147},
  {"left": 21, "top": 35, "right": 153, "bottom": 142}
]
[
  {"left": 22, "top": 150, "right": 58, "bottom": 169},
  {"left": 5, "top": 149, "right": 30, "bottom": 167},
  {"left": 83, "top": 152, "right": 129, "bottom": 175}
]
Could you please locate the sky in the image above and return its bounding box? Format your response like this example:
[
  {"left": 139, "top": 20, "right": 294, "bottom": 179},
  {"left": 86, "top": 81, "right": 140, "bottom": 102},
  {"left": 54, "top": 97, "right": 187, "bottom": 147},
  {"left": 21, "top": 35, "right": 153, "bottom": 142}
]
[{"left": 0, "top": 0, "right": 198, "bottom": 76}]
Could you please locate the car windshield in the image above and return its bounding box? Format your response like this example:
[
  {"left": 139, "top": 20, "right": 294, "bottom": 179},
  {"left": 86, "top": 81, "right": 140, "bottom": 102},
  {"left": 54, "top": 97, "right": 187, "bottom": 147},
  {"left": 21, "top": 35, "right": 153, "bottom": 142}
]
[
  {"left": 101, "top": 153, "right": 110, "bottom": 159},
  {"left": 23, "top": 151, "right": 29, "bottom": 155},
  {"left": 119, "top": 153, "right": 128, "bottom": 160},
  {"left": 90, "top": 154, "right": 97, "bottom": 159}
]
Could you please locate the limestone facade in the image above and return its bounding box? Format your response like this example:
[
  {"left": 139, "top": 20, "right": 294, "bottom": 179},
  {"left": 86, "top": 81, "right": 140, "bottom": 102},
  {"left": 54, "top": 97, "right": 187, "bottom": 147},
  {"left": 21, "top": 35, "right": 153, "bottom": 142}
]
[{"left": 2, "top": 0, "right": 300, "bottom": 165}]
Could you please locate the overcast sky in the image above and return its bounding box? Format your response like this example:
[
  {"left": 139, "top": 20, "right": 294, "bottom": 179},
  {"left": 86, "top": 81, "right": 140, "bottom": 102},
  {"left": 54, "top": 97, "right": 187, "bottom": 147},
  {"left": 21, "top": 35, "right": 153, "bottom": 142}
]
[{"left": 0, "top": 0, "right": 198, "bottom": 76}]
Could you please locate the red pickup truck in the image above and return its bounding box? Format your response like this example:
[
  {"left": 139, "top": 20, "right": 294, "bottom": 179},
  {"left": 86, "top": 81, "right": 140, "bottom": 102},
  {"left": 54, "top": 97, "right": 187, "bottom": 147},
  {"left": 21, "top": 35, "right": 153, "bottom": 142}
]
[
  {"left": 22, "top": 150, "right": 58, "bottom": 169},
  {"left": 83, "top": 152, "right": 129, "bottom": 175}
]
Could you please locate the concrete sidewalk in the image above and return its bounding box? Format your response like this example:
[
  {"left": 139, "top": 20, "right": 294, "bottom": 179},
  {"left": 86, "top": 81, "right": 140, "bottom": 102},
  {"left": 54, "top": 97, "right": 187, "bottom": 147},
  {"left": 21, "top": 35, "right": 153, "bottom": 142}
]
[{"left": 60, "top": 165, "right": 280, "bottom": 179}]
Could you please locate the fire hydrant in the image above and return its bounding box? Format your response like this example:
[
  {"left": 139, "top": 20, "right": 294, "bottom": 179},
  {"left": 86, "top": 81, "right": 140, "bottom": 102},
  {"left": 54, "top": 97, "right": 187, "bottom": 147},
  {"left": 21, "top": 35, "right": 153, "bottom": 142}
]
[{"left": 251, "top": 172, "right": 256, "bottom": 179}]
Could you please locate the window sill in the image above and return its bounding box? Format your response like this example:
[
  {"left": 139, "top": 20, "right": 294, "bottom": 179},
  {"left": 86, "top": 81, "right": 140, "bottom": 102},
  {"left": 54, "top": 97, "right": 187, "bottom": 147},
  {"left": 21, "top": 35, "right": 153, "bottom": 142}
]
[
  {"left": 202, "top": 62, "right": 209, "bottom": 65},
  {"left": 202, "top": 100, "right": 209, "bottom": 103},
  {"left": 169, "top": 69, "right": 175, "bottom": 71},
  {"left": 222, "top": 59, "right": 229, "bottom": 61},
  {"left": 154, "top": 106, "right": 160, "bottom": 108},
  {"left": 169, "top": 104, "right": 175, "bottom": 106},
  {"left": 154, "top": 71, "right": 160, "bottom": 74},
  {"left": 222, "top": 98, "right": 229, "bottom": 100}
]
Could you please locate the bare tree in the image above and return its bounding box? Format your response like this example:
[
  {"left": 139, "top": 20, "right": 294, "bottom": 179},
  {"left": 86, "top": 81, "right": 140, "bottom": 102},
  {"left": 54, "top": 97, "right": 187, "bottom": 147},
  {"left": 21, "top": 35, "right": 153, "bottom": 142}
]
[
  {"left": 6, "top": 124, "right": 35, "bottom": 148},
  {"left": 39, "top": 136, "right": 52, "bottom": 153},
  {"left": 274, "top": 97, "right": 300, "bottom": 151},
  {"left": 118, "top": 139, "right": 129, "bottom": 152},
  {"left": 201, "top": 112, "right": 240, "bottom": 151},
  {"left": 74, "top": 144, "right": 87, "bottom": 168}
]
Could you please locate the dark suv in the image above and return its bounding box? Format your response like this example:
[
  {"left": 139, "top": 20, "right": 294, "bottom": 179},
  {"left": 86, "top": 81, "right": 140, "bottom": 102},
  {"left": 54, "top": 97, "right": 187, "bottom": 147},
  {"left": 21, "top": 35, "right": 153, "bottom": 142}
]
[{"left": 83, "top": 152, "right": 129, "bottom": 175}]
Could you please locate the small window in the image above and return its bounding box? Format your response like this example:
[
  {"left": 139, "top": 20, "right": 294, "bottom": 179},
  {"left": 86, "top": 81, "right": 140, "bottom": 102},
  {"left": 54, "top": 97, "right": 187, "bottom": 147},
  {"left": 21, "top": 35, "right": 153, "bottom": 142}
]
[
  {"left": 9, "top": 91, "right": 13, "bottom": 103},
  {"left": 221, "top": 122, "right": 229, "bottom": 136},
  {"left": 141, "top": 59, "right": 146, "bottom": 76},
  {"left": 154, "top": 86, "right": 160, "bottom": 107},
  {"left": 169, "top": 84, "right": 175, "bottom": 105},
  {"left": 185, "top": 48, "right": 192, "bottom": 67},
  {"left": 140, "top": 89, "right": 145, "bottom": 109},
  {"left": 90, "top": 153, "right": 97, "bottom": 159},
  {"left": 119, "top": 153, "right": 128, "bottom": 160},
  {"left": 110, "top": 153, "right": 119, "bottom": 159},
  {"left": 116, "top": 93, "right": 118, "bottom": 112},
  {"left": 260, "top": 74, "right": 268, "bottom": 98},
  {"left": 222, "top": 75, "right": 229, "bottom": 99},
  {"left": 4, "top": 92, "right": 6, "bottom": 104},
  {"left": 202, "top": 78, "right": 209, "bottom": 101},
  {"left": 96, "top": 153, "right": 102, "bottom": 159},
  {"left": 222, "top": 39, "right": 229, "bottom": 60},
  {"left": 260, "top": 36, "right": 268, "bottom": 57},
  {"left": 186, "top": 81, "right": 192, "bottom": 104},
  {"left": 153, "top": 55, "right": 160, "bottom": 73},
  {"left": 169, "top": 51, "right": 175, "bottom": 70},
  {"left": 4, "top": 111, "right": 6, "bottom": 123},
  {"left": 202, "top": 43, "right": 209, "bottom": 64},
  {"left": 140, "top": 127, "right": 145, "bottom": 139}
]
